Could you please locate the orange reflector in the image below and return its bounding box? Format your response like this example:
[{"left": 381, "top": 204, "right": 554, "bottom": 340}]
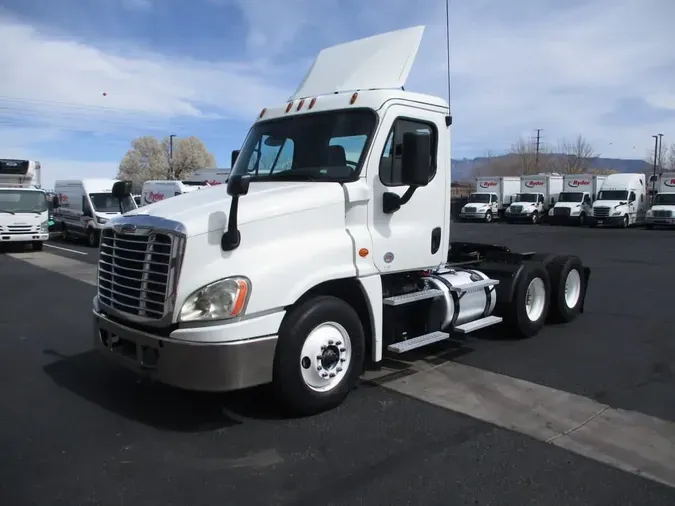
[
  {"left": 231, "top": 279, "right": 249, "bottom": 316},
  {"left": 358, "top": 248, "right": 369, "bottom": 258},
  {"left": 309, "top": 97, "right": 316, "bottom": 109},
  {"left": 285, "top": 102, "right": 293, "bottom": 113},
  {"left": 350, "top": 92, "right": 358, "bottom": 105},
  {"left": 259, "top": 108, "right": 267, "bottom": 118},
  {"left": 296, "top": 99, "right": 305, "bottom": 111}
]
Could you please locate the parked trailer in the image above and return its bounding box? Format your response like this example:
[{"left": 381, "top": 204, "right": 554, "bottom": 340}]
[
  {"left": 505, "top": 174, "right": 563, "bottom": 224},
  {"left": 645, "top": 172, "right": 675, "bottom": 229},
  {"left": 93, "top": 26, "right": 592, "bottom": 416},
  {"left": 548, "top": 174, "right": 606, "bottom": 226},
  {"left": 140, "top": 180, "right": 210, "bottom": 207},
  {"left": 459, "top": 176, "right": 520, "bottom": 222},
  {"left": 187, "top": 168, "right": 231, "bottom": 186}
]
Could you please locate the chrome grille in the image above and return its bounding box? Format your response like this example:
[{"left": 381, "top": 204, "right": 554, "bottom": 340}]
[
  {"left": 554, "top": 207, "right": 571, "bottom": 216},
  {"left": 653, "top": 210, "right": 672, "bottom": 218},
  {"left": 593, "top": 207, "right": 610, "bottom": 218},
  {"left": 97, "top": 227, "right": 181, "bottom": 320},
  {"left": 464, "top": 207, "right": 476, "bottom": 213},
  {"left": 511, "top": 205, "right": 523, "bottom": 214}
]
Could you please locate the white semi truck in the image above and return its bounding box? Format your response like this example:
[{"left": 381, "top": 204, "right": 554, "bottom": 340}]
[
  {"left": 505, "top": 174, "right": 563, "bottom": 224},
  {"left": 459, "top": 176, "right": 520, "bottom": 222},
  {"left": 590, "top": 173, "right": 647, "bottom": 228},
  {"left": 645, "top": 172, "right": 675, "bottom": 229},
  {"left": 0, "top": 159, "right": 50, "bottom": 250},
  {"left": 548, "top": 174, "right": 606, "bottom": 226},
  {"left": 93, "top": 26, "right": 592, "bottom": 415}
]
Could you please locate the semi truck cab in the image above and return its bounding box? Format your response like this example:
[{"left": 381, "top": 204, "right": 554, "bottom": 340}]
[
  {"left": 646, "top": 172, "right": 675, "bottom": 229},
  {"left": 92, "top": 26, "right": 592, "bottom": 415}
]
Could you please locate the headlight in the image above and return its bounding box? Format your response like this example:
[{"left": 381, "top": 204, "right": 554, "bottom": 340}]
[
  {"left": 548, "top": 209, "right": 554, "bottom": 216},
  {"left": 40, "top": 220, "right": 49, "bottom": 232},
  {"left": 612, "top": 211, "right": 622, "bottom": 216},
  {"left": 178, "top": 277, "right": 250, "bottom": 322},
  {"left": 570, "top": 209, "right": 580, "bottom": 215},
  {"left": 646, "top": 210, "right": 653, "bottom": 217},
  {"left": 97, "top": 217, "right": 108, "bottom": 224}
]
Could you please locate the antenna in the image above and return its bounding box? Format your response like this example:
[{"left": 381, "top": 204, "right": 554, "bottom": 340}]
[{"left": 444, "top": 0, "right": 452, "bottom": 125}]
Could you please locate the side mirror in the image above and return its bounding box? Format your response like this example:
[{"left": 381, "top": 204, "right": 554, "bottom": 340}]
[
  {"left": 649, "top": 174, "right": 658, "bottom": 183},
  {"left": 52, "top": 196, "right": 60, "bottom": 208},
  {"left": 227, "top": 174, "right": 250, "bottom": 197},
  {"left": 83, "top": 208, "right": 93, "bottom": 218},
  {"left": 550, "top": 197, "right": 555, "bottom": 205},
  {"left": 231, "top": 150, "right": 240, "bottom": 167},
  {"left": 112, "top": 180, "right": 133, "bottom": 199},
  {"left": 400, "top": 132, "right": 431, "bottom": 187}
]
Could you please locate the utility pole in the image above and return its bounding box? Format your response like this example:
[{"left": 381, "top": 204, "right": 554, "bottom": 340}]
[
  {"left": 169, "top": 134, "right": 176, "bottom": 179},
  {"left": 534, "top": 129, "right": 542, "bottom": 172},
  {"left": 652, "top": 134, "right": 659, "bottom": 206}
]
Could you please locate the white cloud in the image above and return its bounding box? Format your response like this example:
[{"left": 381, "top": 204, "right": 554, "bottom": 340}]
[{"left": 1, "top": 0, "right": 674, "bottom": 175}]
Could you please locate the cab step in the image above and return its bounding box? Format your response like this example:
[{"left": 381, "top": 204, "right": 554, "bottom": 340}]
[
  {"left": 383, "top": 288, "right": 443, "bottom": 306},
  {"left": 387, "top": 330, "right": 450, "bottom": 353},
  {"left": 453, "top": 315, "right": 503, "bottom": 334},
  {"left": 449, "top": 278, "right": 500, "bottom": 295}
]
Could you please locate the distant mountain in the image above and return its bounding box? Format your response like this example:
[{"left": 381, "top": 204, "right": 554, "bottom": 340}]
[{"left": 451, "top": 156, "right": 652, "bottom": 182}]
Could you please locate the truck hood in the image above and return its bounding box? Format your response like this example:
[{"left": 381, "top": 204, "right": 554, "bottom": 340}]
[
  {"left": 119, "top": 181, "right": 346, "bottom": 237},
  {"left": 593, "top": 200, "right": 626, "bottom": 209},
  {"left": 554, "top": 202, "right": 581, "bottom": 209},
  {"left": 509, "top": 201, "right": 537, "bottom": 208},
  {"left": 649, "top": 205, "right": 675, "bottom": 212}
]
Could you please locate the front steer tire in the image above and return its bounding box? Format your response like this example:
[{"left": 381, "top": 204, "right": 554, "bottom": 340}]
[{"left": 273, "top": 295, "right": 365, "bottom": 417}]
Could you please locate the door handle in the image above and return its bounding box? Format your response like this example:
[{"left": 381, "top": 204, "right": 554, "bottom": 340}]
[{"left": 431, "top": 227, "right": 441, "bottom": 254}]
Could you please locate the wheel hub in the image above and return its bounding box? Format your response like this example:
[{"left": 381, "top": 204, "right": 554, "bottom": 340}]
[
  {"left": 299, "top": 322, "right": 352, "bottom": 392},
  {"left": 320, "top": 345, "right": 340, "bottom": 370}
]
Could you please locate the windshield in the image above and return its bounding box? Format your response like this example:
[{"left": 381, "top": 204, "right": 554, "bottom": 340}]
[
  {"left": 231, "top": 109, "right": 377, "bottom": 182},
  {"left": 654, "top": 193, "right": 675, "bottom": 205},
  {"left": 181, "top": 180, "right": 207, "bottom": 186},
  {"left": 558, "top": 192, "right": 583, "bottom": 203},
  {"left": 89, "top": 193, "right": 122, "bottom": 213},
  {"left": 0, "top": 189, "right": 48, "bottom": 213},
  {"left": 514, "top": 193, "right": 537, "bottom": 203},
  {"left": 468, "top": 193, "right": 491, "bottom": 203},
  {"left": 597, "top": 190, "right": 627, "bottom": 201}
]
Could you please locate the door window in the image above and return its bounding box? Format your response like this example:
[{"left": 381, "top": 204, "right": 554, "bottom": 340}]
[{"left": 379, "top": 118, "right": 437, "bottom": 187}]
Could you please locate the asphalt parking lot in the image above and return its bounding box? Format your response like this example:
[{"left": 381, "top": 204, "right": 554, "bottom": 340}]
[{"left": 2, "top": 222, "right": 675, "bottom": 506}]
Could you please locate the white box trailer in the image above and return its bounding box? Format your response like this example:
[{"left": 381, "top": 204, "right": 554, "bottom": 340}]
[
  {"left": 459, "top": 176, "right": 520, "bottom": 222},
  {"left": 505, "top": 174, "right": 563, "bottom": 224},
  {"left": 187, "top": 168, "right": 231, "bottom": 186},
  {"left": 646, "top": 172, "right": 675, "bottom": 229},
  {"left": 548, "top": 174, "right": 606, "bottom": 226},
  {"left": 140, "top": 180, "right": 210, "bottom": 206}
]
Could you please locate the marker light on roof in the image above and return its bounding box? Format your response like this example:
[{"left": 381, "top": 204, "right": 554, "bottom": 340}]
[
  {"left": 309, "top": 97, "right": 316, "bottom": 109},
  {"left": 350, "top": 92, "right": 358, "bottom": 104},
  {"left": 296, "top": 99, "right": 305, "bottom": 111},
  {"left": 285, "top": 102, "right": 293, "bottom": 113},
  {"left": 259, "top": 108, "right": 267, "bottom": 118}
]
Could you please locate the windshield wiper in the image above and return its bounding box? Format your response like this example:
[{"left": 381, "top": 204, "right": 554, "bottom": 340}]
[{"left": 0, "top": 210, "right": 15, "bottom": 215}]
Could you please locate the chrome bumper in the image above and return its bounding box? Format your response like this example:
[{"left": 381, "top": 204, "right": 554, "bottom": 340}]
[{"left": 93, "top": 309, "right": 278, "bottom": 392}]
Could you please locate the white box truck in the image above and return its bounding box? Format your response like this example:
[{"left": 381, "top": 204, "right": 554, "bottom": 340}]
[
  {"left": 0, "top": 159, "right": 50, "bottom": 250},
  {"left": 52, "top": 179, "right": 137, "bottom": 247},
  {"left": 591, "top": 173, "right": 647, "bottom": 228},
  {"left": 93, "top": 26, "right": 592, "bottom": 415},
  {"left": 505, "top": 174, "right": 563, "bottom": 224},
  {"left": 187, "top": 168, "right": 231, "bottom": 186},
  {"left": 140, "top": 180, "right": 210, "bottom": 207},
  {"left": 548, "top": 174, "right": 606, "bottom": 226},
  {"left": 645, "top": 172, "right": 675, "bottom": 229},
  {"left": 459, "top": 176, "right": 520, "bottom": 222}
]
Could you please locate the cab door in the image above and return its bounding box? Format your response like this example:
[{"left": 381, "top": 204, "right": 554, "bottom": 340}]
[{"left": 366, "top": 104, "right": 448, "bottom": 273}]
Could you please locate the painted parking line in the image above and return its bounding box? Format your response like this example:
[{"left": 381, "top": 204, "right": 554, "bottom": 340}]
[{"left": 44, "top": 243, "right": 88, "bottom": 255}]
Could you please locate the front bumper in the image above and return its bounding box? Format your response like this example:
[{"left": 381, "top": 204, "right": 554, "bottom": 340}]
[
  {"left": 548, "top": 214, "right": 581, "bottom": 225},
  {"left": 93, "top": 307, "right": 281, "bottom": 392},
  {"left": 0, "top": 232, "right": 49, "bottom": 242},
  {"left": 459, "top": 211, "right": 488, "bottom": 220},
  {"left": 505, "top": 212, "right": 536, "bottom": 222},
  {"left": 646, "top": 216, "right": 675, "bottom": 226},
  {"left": 591, "top": 216, "right": 624, "bottom": 226}
]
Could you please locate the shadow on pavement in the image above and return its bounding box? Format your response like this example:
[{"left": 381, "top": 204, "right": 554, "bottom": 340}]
[{"left": 41, "top": 348, "right": 289, "bottom": 432}]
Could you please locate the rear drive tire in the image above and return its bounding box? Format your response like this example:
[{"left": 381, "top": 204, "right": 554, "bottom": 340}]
[
  {"left": 503, "top": 263, "right": 550, "bottom": 339},
  {"left": 273, "top": 295, "right": 365, "bottom": 416},
  {"left": 545, "top": 255, "right": 585, "bottom": 323},
  {"left": 32, "top": 241, "right": 44, "bottom": 251}
]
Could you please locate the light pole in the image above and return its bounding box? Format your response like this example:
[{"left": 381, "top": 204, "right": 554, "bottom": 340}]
[
  {"left": 658, "top": 133, "right": 664, "bottom": 173},
  {"left": 652, "top": 134, "right": 659, "bottom": 205},
  {"left": 169, "top": 134, "right": 177, "bottom": 179}
]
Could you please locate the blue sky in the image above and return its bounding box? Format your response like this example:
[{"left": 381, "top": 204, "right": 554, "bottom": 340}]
[{"left": 1, "top": 0, "right": 674, "bottom": 189}]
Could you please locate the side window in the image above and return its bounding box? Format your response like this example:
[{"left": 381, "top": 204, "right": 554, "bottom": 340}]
[
  {"left": 379, "top": 118, "right": 437, "bottom": 187},
  {"left": 629, "top": 191, "right": 636, "bottom": 202},
  {"left": 81, "top": 195, "right": 87, "bottom": 213},
  {"left": 538, "top": 194, "right": 544, "bottom": 203},
  {"left": 639, "top": 193, "right": 643, "bottom": 202},
  {"left": 248, "top": 135, "right": 295, "bottom": 175},
  {"left": 583, "top": 195, "right": 591, "bottom": 205}
]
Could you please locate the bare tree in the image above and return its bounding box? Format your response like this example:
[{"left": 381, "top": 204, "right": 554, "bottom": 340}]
[
  {"left": 508, "top": 137, "right": 553, "bottom": 175},
  {"left": 646, "top": 141, "right": 675, "bottom": 173},
  {"left": 118, "top": 135, "right": 217, "bottom": 190},
  {"left": 552, "top": 135, "right": 597, "bottom": 174}
]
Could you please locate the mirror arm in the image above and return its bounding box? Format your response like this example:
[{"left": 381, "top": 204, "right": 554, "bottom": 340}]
[{"left": 383, "top": 186, "right": 418, "bottom": 214}]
